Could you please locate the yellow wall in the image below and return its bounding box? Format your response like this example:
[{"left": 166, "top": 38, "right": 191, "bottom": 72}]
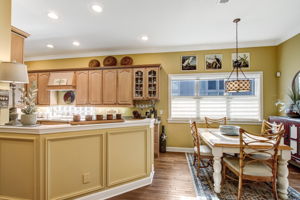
[
  {"left": 0, "top": 0, "right": 11, "bottom": 125},
  {"left": 26, "top": 46, "right": 279, "bottom": 147},
  {"left": 277, "top": 34, "right": 300, "bottom": 105}
]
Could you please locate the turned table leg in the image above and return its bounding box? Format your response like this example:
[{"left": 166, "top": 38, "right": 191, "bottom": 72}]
[
  {"left": 212, "top": 147, "right": 223, "bottom": 193},
  {"left": 277, "top": 150, "right": 291, "bottom": 200}
]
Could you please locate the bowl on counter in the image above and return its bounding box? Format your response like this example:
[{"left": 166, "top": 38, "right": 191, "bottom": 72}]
[{"left": 219, "top": 125, "right": 240, "bottom": 136}]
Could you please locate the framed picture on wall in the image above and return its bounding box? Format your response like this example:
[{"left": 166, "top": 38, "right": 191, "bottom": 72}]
[
  {"left": 205, "top": 54, "right": 223, "bottom": 70},
  {"left": 181, "top": 56, "right": 197, "bottom": 71},
  {"left": 231, "top": 53, "right": 250, "bottom": 68}
]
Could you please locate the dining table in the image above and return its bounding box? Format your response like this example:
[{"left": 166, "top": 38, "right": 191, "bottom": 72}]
[{"left": 198, "top": 128, "right": 293, "bottom": 200}]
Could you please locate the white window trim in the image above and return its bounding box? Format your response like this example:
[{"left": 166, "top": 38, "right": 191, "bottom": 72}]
[{"left": 168, "top": 71, "right": 264, "bottom": 124}]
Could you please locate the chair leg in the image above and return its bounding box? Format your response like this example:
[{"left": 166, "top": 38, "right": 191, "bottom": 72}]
[
  {"left": 222, "top": 163, "right": 226, "bottom": 186},
  {"left": 272, "top": 180, "right": 279, "bottom": 200},
  {"left": 197, "top": 156, "right": 201, "bottom": 177},
  {"left": 237, "top": 176, "right": 243, "bottom": 200},
  {"left": 193, "top": 154, "right": 196, "bottom": 166}
]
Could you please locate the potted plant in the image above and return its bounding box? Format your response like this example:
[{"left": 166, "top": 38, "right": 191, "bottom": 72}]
[
  {"left": 276, "top": 87, "right": 300, "bottom": 118},
  {"left": 19, "top": 84, "right": 38, "bottom": 125}
]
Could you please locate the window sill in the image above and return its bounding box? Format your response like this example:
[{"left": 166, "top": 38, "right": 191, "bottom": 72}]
[{"left": 167, "top": 119, "right": 262, "bottom": 125}]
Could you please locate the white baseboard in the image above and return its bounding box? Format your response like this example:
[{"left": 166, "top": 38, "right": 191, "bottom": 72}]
[
  {"left": 76, "top": 171, "right": 154, "bottom": 200},
  {"left": 166, "top": 147, "right": 194, "bottom": 153}
]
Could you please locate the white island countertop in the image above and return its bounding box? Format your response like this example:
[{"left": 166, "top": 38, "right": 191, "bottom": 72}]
[{"left": 0, "top": 119, "right": 156, "bottom": 134}]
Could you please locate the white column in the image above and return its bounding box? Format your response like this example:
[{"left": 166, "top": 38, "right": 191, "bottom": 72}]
[
  {"left": 277, "top": 150, "right": 291, "bottom": 200},
  {"left": 212, "top": 147, "right": 223, "bottom": 193}
]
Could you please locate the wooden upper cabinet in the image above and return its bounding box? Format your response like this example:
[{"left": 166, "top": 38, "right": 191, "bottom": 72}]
[
  {"left": 133, "top": 68, "right": 146, "bottom": 100},
  {"left": 75, "top": 71, "right": 89, "bottom": 105},
  {"left": 89, "top": 70, "right": 102, "bottom": 105},
  {"left": 103, "top": 69, "right": 117, "bottom": 105},
  {"left": 37, "top": 73, "right": 50, "bottom": 105},
  {"left": 146, "top": 68, "right": 159, "bottom": 99},
  {"left": 28, "top": 73, "right": 38, "bottom": 104},
  {"left": 117, "top": 69, "right": 133, "bottom": 105},
  {"left": 11, "top": 33, "right": 24, "bottom": 63},
  {"left": 11, "top": 26, "right": 29, "bottom": 64}
]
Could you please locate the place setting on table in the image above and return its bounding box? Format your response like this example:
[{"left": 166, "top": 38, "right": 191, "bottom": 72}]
[{"left": 187, "top": 117, "right": 300, "bottom": 200}]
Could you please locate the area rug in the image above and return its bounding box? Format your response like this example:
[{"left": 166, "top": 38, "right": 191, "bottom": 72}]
[{"left": 185, "top": 153, "right": 300, "bottom": 200}]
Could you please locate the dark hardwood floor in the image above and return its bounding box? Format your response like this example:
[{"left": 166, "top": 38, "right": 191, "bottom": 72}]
[
  {"left": 109, "top": 152, "right": 195, "bottom": 200},
  {"left": 109, "top": 152, "right": 300, "bottom": 200}
]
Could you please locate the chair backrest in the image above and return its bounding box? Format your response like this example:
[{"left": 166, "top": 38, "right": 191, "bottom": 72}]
[
  {"left": 189, "top": 120, "right": 201, "bottom": 149},
  {"left": 239, "top": 126, "right": 285, "bottom": 177},
  {"left": 261, "top": 120, "right": 284, "bottom": 135},
  {"left": 204, "top": 117, "right": 227, "bottom": 128}
]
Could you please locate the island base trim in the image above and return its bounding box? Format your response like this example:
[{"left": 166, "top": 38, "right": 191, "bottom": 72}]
[{"left": 76, "top": 171, "right": 154, "bottom": 200}]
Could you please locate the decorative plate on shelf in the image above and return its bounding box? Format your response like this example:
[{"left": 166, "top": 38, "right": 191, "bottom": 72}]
[
  {"left": 120, "top": 56, "right": 133, "bottom": 65},
  {"left": 88, "top": 59, "right": 101, "bottom": 67},
  {"left": 63, "top": 91, "right": 75, "bottom": 104},
  {"left": 103, "top": 56, "right": 117, "bottom": 66}
]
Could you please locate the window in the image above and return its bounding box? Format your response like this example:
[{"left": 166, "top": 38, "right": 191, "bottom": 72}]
[{"left": 169, "top": 72, "right": 263, "bottom": 123}]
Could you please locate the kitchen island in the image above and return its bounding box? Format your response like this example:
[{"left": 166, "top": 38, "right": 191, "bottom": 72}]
[{"left": 0, "top": 119, "right": 155, "bottom": 200}]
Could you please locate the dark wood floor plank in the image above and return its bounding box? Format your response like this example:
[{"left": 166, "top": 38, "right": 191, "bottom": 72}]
[{"left": 109, "top": 152, "right": 300, "bottom": 200}]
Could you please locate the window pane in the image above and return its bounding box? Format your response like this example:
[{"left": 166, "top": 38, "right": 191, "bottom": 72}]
[
  {"left": 199, "top": 79, "right": 225, "bottom": 96},
  {"left": 208, "top": 81, "right": 217, "bottom": 90},
  {"left": 172, "top": 80, "right": 195, "bottom": 96}
]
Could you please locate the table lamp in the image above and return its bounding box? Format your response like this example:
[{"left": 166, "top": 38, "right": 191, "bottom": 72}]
[{"left": 0, "top": 62, "right": 29, "bottom": 126}]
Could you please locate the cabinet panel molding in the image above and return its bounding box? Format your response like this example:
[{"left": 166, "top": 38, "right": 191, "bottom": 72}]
[
  {"left": 37, "top": 73, "right": 50, "bottom": 105},
  {"left": 103, "top": 70, "right": 117, "bottom": 105},
  {"left": 89, "top": 71, "right": 103, "bottom": 105},
  {"left": 75, "top": 71, "right": 89, "bottom": 105},
  {"left": 117, "top": 69, "right": 132, "bottom": 105}
]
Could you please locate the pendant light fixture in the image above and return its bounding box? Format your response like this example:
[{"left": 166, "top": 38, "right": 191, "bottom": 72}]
[{"left": 225, "top": 18, "right": 251, "bottom": 93}]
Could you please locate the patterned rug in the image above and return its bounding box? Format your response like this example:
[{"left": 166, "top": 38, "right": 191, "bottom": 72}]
[{"left": 185, "top": 153, "right": 300, "bottom": 200}]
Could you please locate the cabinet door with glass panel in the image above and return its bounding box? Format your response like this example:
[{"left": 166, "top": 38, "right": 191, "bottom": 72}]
[
  {"left": 146, "top": 68, "right": 159, "bottom": 99},
  {"left": 133, "top": 68, "right": 146, "bottom": 100}
]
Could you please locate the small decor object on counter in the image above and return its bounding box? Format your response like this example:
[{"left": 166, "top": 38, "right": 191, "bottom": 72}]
[
  {"left": 160, "top": 125, "right": 167, "bottom": 153},
  {"left": 103, "top": 56, "right": 117, "bottom": 66},
  {"left": 19, "top": 83, "right": 38, "bottom": 126},
  {"left": 132, "top": 110, "right": 142, "bottom": 119},
  {"left": 63, "top": 91, "right": 75, "bottom": 104},
  {"left": 181, "top": 55, "right": 197, "bottom": 71},
  {"left": 116, "top": 113, "right": 122, "bottom": 119},
  {"left": 73, "top": 114, "right": 81, "bottom": 122},
  {"left": 106, "top": 114, "right": 113, "bottom": 120},
  {"left": 96, "top": 114, "right": 103, "bottom": 120},
  {"left": 88, "top": 59, "right": 101, "bottom": 68},
  {"left": 85, "top": 115, "right": 93, "bottom": 121},
  {"left": 120, "top": 56, "right": 133, "bottom": 65}
]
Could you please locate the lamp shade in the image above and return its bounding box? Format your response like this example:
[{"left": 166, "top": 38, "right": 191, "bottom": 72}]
[
  {"left": 225, "top": 79, "right": 251, "bottom": 93},
  {"left": 0, "top": 62, "right": 29, "bottom": 84}
]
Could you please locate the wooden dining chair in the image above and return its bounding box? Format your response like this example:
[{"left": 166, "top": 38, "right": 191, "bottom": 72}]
[
  {"left": 189, "top": 121, "right": 213, "bottom": 176},
  {"left": 205, "top": 117, "right": 227, "bottom": 128},
  {"left": 222, "top": 127, "right": 285, "bottom": 200},
  {"left": 261, "top": 120, "right": 284, "bottom": 135}
]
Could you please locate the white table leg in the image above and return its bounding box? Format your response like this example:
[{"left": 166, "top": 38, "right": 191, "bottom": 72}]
[
  {"left": 277, "top": 150, "right": 291, "bottom": 200},
  {"left": 212, "top": 147, "right": 223, "bottom": 193}
]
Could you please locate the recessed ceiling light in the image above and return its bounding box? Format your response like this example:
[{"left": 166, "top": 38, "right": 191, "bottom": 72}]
[
  {"left": 48, "top": 12, "right": 59, "bottom": 20},
  {"left": 141, "top": 35, "right": 149, "bottom": 41},
  {"left": 46, "top": 44, "right": 54, "bottom": 48},
  {"left": 72, "top": 41, "right": 80, "bottom": 46},
  {"left": 91, "top": 4, "right": 103, "bottom": 13},
  {"left": 217, "top": 0, "right": 229, "bottom": 4}
]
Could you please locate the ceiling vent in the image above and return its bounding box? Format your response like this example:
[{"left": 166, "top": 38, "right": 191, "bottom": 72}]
[{"left": 217, "top": 0, "right": 230, "bottom": 4}]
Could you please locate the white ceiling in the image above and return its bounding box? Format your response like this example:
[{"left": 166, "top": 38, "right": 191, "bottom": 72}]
[{"left": 12, "top": 0, "right": 300, "bottom": 61}]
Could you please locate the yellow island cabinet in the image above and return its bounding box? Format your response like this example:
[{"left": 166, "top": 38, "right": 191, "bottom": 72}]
[{"left": 0, "top": 119, "right": 155, "bottom": 200}]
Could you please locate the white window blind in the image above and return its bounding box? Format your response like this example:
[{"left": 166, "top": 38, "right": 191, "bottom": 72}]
[{"left": 169, "top": 72, "right": 263, "bottom": 122}]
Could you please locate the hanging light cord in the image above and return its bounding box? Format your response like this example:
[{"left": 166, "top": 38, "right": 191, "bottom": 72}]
[{"left": 227, "top": 18, "right": 248, "bottom": 81}]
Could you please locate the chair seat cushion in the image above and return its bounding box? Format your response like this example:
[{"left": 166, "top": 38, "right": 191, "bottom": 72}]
[
  {"left": 223, "top": 157, "right": 272, "bottom": 177},
  {"left": 194, "top": 145, "right": 212, "bottom": 156}
]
